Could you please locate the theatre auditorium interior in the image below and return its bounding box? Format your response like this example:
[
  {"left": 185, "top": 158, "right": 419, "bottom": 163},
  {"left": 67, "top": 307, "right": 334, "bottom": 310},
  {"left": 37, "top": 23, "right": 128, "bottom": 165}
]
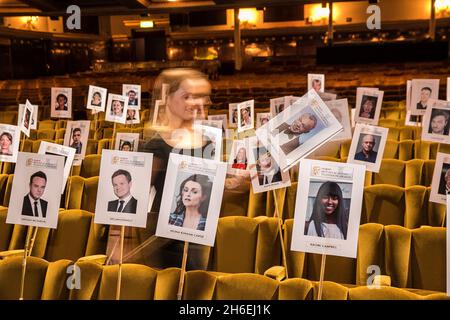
[{"left": 1, "top": 0, "right": 450, "bottom": 303}]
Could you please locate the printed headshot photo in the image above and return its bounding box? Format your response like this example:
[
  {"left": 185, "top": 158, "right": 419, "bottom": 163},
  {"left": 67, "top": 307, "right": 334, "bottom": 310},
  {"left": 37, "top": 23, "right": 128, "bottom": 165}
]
[
  {"left": 304, "top": 180, "right": 351, "bottom": 240},
  {"left": 229, "top": 103, "right": 238, "bottom": 127},
  {"left": 69, "top": 127, "right": 83, "bottom": 154},
  {"left": 240, "top": 106, "right": 252, "bottom": 127},
  {"left": 22, "top": 171, "right": 48, "bottom": 218},
  {"left": 168, "top": 173, "right": 213, "bottom": 231},
  {"left": 438, "top": 162, "right": 450, "bottom": 196},
  {"left": 55, "top": 93, "right": 68, "bottom": 111},
  {"left": 123, "top": 84, "right": 141, "bottom": 110},
  {"left": 308, "top": 74, "right": 325, "bottom": 93},
  {"left": 107, "top": 169, "right": 138, "bottom": 214},
  {"left": 270, "top": 107, "right": 325, "bottom": 156},
  {"left": 126, "top": 89, "right": 139, "bottom": 107},
  {"left": 256, "top": 113, "right": 271, "bottom": 128},
  {"left": 230, "top": 142, "right": 248, "bottom": 170},
  {"left": 358, "top": 95, "right": 378, "bottom": 119},
  {"left": 428, "top": 108, "right": 450, "bottom": 135},
  {"left": 23, "top": 108, "right": 31, "bottom": 130},
  {"left": 416, "top": 86, "right": 433, "bottom": 110},
  {"left": 119, "top": 139, "right": 134, "bottom": 152},
  {"left": 126, "top": 109, "right": 140, "bottom": 125},
  {"left": 353, "top": 133, "right": 381, "bottom": 163},
  {"left": 253, "top": 146, "right": 282, "bottom": 186},
  {"left": 270, "top": 97, "right": 285, "bottom": 117},
  {"left": 0, "top": 131, "right": 13, "bottom": 156},
  {"left": 91, "top": 91, "right": 102, "bottom": 107},
  {"left": 111, "top": 99, "right": 125, "bottom": 117}
]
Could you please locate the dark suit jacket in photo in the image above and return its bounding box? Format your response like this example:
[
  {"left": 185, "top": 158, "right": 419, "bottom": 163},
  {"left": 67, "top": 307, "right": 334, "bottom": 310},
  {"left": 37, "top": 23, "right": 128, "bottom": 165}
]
[
  {"left": 107, "top": 196, "right": 138, "bottom": 214},
  {"left": 22, "top": 195, "right": 48, "bottom": 218},
  {"left": 258, "top": 170, "right": 282, "bottom": 186},
  {"left": 70, "top": 142, "right": 82, "bottom": 154},
  {"left": 416, "top": 102, "right": 427, "bottom": 110},
  {"left": 128, "top": 99, "right": 138, "bottom": 106}
]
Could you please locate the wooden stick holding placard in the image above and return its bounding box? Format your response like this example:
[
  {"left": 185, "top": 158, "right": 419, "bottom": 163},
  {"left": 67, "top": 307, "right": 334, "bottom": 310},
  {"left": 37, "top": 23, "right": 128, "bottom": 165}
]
[
  {"left": 112, "top": 122, "right": 117, "bottom": 151},
  {"left": 19, "top": 226, "right": 33, "bottom": 300},
  {"left": 20, "top": 131, "right": 26, "bottom": 152},
  {"left": 64, "top": 165, "right": 74, "bottom": 210},
  {"left": 176, "top": 241, "right": 189, "bottom": 300},
  {"left": 272, "top": 189, "right": 289, "bottom": 279},
  {"left": 317, "top": 254, "right": 327, "bottom": 300},
  {"left": 115, "top": 225, "right": 125, "bottom": 300},
  {"left": 27, "top": 226, "right": 39, "bottom": 257}
]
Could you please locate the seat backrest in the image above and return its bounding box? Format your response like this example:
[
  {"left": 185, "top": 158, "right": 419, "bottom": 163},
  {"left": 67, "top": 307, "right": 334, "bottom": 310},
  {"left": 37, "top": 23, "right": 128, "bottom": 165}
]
[
  {"left": 212, "top": 216, "right": 280, "bottom": 274},
  {"left": 213, "top": 273, "right": 279, "bottom": 300},
  {"left": 373, "top": 159, "right": 405, "bottom": 187},
  {"left": 383, "top": 139, "right": 399, "bottom": 159},
  {"left": 362, "top": 185, "right": 405, "bottom": 226},
  {"left": 410, "top": 226, "right": 446, "bottom": 292},
  {"left": 0, "top": 256, "right": 48, "bottom": 300},
  {"left": 0, "top": 208, "right": 13, "bottom": 251},
  {"left": 80, "top": 154, "right": 101, "bottom": 178},
  {"left": 43, "top": 210, "right": 94, "bottom": 261}
]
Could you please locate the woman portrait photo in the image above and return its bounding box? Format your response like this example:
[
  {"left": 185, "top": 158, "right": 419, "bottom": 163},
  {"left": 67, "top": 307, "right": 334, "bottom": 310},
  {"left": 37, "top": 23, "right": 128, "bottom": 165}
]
[
  {"left": 127, "top": 109, "right": 137, "bottom": 121},
  {"left": 111, "top": 100, "right": 124, "bottom": 116},
  {"left": 240, "top": 106, "right": 252, "bottom": 127},
  {"left": 91, "top": 92, "right": 102, "bottom": 107},
  {"left": 359, "top": 95, "right": 377, "bottom": 119},
  {"left": 231, "top": 147, "right": 247, "bottom": 170},
  {"left": 168, "top": 174, "right": 212, "bottom": 231},
  {"left": 0, "top": 132, "right": 13, "bottom": 155},
  {"left": 55, "top": 93, "right": 68, "bottom": 111},
  {"left": 304, "top": 181, "right": 349, "bottom": 240}
]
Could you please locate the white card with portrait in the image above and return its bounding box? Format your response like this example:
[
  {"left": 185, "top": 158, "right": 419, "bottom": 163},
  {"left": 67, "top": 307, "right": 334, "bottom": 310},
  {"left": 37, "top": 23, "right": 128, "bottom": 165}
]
[
  {"left": 421, "top": 99, "right": 450, "bottom": 145},
  {"left": 290, "top": 159, "right": 366, "bottom": 258},
  {"left": 430, "top": 152, "right": 450, "bottom": 205},
  {"left": 50, "top": 87, "right": 72, "bottom": 119},
  {"left": 155, "top": 153, "right": 227, "bottom": 246},
  {"left": 38, "top": 141, "right": 75, "bottom": 193},
  {"left": 94, "top": 150, "right": 153, "bottom": 228},
  {"left": 6, "top": 152, "right": 64, "bottom": 228},
  {"left": 87, "top": 85, "right": 108, "bottom": 112},
  {"left": 0, "top": 124, "right": 20, "bottom": 163},
  {"left": 256, "top": 89, "right": 343, "bottom": 172},
  {"left": 346, "top": 123, "right": 388, "bottom": 173}
]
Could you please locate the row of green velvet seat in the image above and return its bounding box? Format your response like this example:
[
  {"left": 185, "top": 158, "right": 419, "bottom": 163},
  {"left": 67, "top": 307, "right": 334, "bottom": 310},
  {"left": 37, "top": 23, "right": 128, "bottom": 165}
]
[
  {"left": 0, "top": 210, "right": 447, "bottom": 293},
  {"left": 0, "top": 256, "right": 448, "bottom": 300}
]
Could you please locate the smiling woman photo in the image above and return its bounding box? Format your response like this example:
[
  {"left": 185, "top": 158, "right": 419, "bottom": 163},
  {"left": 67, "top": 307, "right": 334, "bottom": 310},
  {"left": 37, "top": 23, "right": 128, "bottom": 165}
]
[{"left": 304, "top": 181, "right": 348, "bottom": 240}]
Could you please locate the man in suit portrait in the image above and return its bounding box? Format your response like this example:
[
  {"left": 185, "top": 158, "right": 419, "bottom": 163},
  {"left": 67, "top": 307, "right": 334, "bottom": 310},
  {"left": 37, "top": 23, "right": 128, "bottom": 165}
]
[
  {"left": 70, "top": 127, "right": 82, "bottom": 154},
  {"left": 438, "top": 166, "right": 450, "bottom": 195},
  {"left": 272, "top": 112, "right": 318, "bottom": 155},
  {"left": 428, "top": 110, "right": 449, "bottom": 135},
  {"left": 417, "top": 87, "right": 432, "bottom": 110},
  {"left": 127, "top": 90, "right": 138, "bottom": 106},
  {"left": 22, "top": 171, "right": 48, "bottom": 218},
  {"left": 256, "top": 149, "right": 282, "bottom": 186},
  {"left": 354, "top": 134, "right": 378, "bottom": 163},
  {"left": 107, "top": 169, "right": 137, "bottom": 214}
]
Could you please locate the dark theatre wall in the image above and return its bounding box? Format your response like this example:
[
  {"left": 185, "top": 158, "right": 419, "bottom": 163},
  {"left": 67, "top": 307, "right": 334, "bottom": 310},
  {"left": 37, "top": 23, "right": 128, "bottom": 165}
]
[{"left": 317, "top": 40, "right": 449, "bottom": 64}]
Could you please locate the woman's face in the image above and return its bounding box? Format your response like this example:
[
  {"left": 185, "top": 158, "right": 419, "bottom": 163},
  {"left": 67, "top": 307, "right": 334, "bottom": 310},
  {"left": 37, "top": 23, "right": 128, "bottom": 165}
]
[
  {"left": 121, "top": 144, "right": 131, "bottom": 151},
  {"left": 241, "top": 108, "right": 249, "bottom": 120},
  {"left": 182, "top": 180, "right": 204, "bottom": 208},
  {"left": 112, "top": 101, "right": 123, "bottom": 115},
  {"left": 236, "top": 147, "right": 246, "bottom": 161},
  {"left": 167, "top": 78, "right": 211, "bottom": 121},
  {"left": 0, "top": 134, "right": 11, "bottom": 150},
  {"left": 363, "top": 100, "right": 374, "bottom": 113},
  {"left": 320, "top": 194, "right": 339, "bottom": 215},
  {"left": 92, "top": 94, "right": 101, "bottom": 105}
]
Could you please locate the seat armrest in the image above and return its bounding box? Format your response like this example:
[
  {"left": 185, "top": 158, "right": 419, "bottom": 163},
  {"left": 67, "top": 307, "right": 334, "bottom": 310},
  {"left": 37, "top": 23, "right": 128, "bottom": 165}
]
[
  {"left": 264, "top": 266, "right": 286, "bottom": 281},
  {"left": 76, "top": 254, "right": 107, "bottom": 265},
  {"left": 0, "top": 249, "right": 25, "bottom": 260},
  {"left": 373, "top": 275, "right": 391, "bottom": 287}
]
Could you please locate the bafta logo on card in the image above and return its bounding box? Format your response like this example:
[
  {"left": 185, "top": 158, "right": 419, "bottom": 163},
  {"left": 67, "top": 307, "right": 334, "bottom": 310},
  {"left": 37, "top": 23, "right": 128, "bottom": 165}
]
[
  {"left": 180, "top": 161, "right": 188, "bottom": 169},
  {"left": 312, "top": 166, "right": 321, "bottom": 176},
  {"left": 112, "top": 156, "right": 120, "bottom": 165}
]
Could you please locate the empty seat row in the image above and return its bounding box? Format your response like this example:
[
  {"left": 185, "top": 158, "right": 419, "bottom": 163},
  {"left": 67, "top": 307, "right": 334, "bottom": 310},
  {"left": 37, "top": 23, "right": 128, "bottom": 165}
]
[{"left": 0, "top": 256, "right": 447, "bottom": 300}]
